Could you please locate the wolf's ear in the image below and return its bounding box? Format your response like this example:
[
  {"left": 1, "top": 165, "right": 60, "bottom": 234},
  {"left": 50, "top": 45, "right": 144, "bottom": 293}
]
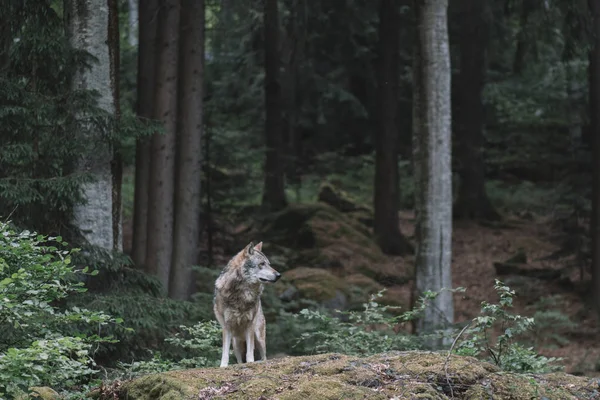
[
  {"left": 253, "top": 241, "right": 263, "bottom": 252},
  {"left": 245, "top": 241, "right": 255, "bottom": 255}
]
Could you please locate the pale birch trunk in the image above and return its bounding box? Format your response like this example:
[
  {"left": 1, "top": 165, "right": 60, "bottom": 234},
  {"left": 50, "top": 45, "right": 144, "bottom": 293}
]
[
  {"left": 66, "top": 0, "right": 116, "bottom": 251},
  {"left": 412, "top": 0, "right": 454, "bottom": 347},
  {"left": 170, "top": 0, "right": 204, "bottom": 299},
  {"left": 128, "top": 0, "right": 139, "bottom": 47}
]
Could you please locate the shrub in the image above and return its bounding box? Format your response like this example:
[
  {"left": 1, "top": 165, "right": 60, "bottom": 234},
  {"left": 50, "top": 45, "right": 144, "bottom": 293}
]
[
  {"left": 454, "top": 280, "right": 562, "bottom": 373},
  {"left": 0, "top": 223, "right": 121, "bottom": 397},
  {"left": 293, "top": 290, "right": 447, "bottom": 356}
]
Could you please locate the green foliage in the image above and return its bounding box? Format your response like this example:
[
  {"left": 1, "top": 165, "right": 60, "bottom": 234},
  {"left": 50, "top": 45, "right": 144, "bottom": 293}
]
[
  {"left": 0, "top": 223, "right": 120, "bottom": 397},
  {"left": 293, "top": 290, "right": 441, "bottom": 356},
  {"left": 527, "top": 295, "right": 578, "bottom": 348},
  {"left": 485, "top": 180, "right": 561, "bottom": 215},
  {"left": 455, "top": 280, "right": 562, "bottom": 373},
  {"left": 64, "top": 258, "right": 214, "bottom": 366},
  {"left": 118, "top": 321, "right": 222, "bottom": 377}
]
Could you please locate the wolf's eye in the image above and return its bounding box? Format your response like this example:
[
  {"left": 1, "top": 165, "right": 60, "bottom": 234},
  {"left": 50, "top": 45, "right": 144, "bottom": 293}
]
[{"left": 259, "top": 262, "right": 265, "bottom": 267}]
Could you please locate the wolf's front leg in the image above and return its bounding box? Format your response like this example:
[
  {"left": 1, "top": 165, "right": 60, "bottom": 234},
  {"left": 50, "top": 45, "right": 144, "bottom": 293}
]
[
  {"left": 220, "top": 329, "right": 232, "bottom": 368},
  {"left": 245, "top": 328, "right": 255, "bottom": 363}
]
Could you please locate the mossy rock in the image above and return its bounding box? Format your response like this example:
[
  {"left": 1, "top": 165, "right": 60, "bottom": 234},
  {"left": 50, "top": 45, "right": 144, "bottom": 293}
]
[
  {"left": 258, "top": 203, "right": 407, "bottom": 287},
  {"left": 27, "top": 387, "right": 61, "bottom": 400},
  {"left": 317, "top": 182, "right": 372, "bottom": 214},
  {"left": 281, "top": 267, "right": 348, "bottom": 310},
  {"left": 93, "top": 352, "right": 600, "bottom": 400}
]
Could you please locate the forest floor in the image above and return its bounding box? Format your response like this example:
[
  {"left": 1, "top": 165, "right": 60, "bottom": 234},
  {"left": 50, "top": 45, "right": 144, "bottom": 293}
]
[
  {"left": 399, "top": 210, "right": 600, "bottom": 377},
  {"left": 122, "top": 200, "right": 600, "bottom": 376}
]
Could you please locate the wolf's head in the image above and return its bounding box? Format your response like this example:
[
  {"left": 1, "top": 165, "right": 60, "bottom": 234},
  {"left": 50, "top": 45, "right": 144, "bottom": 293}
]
[{"left": 240, "top": 241, "right": 281, "bottom": 284}]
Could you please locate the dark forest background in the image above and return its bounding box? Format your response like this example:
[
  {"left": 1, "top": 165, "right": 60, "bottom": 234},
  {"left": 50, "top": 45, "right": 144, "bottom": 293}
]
[{"left": 3, "top": 0, "right": 600, "bottom": 397}]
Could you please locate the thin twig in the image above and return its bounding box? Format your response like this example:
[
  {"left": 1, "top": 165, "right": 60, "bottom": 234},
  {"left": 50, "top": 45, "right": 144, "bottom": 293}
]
[{"left": 444, "top": 320, "right": 473, "bottom": 399}]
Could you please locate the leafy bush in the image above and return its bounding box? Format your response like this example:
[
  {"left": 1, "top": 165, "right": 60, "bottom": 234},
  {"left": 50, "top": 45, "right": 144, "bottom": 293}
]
[
  {"left": 0, "top": 223, "right": 121, "bottom": 397},
  {"left": 118, "top": 321, "right": 222, "bottom": 377},
  {"left": 293, "top": 290, "right": 447, "bottom": 356},
  {"left": 455, "top": 280, "right": 562, "bottom": 373}
]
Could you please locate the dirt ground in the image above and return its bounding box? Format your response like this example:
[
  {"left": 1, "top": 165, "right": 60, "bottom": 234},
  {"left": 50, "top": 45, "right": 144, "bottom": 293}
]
[{"left": 399, "top": 210, "right": 600, "bottom": 376}]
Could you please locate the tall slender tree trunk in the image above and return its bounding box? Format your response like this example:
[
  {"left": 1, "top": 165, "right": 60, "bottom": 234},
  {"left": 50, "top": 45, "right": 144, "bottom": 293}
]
[
  {"left": 65, "top": 0, "right": 116, "bottom": 250},
  {"left": 108, "top": 0, "right": 123, "bottom": 251},
  {"left": 452, "top": 0, "right": 499, "bottom": 221},
  {"left": 589, "top": 0, "right": 600, "bottom": 319},
  {"left": 145, "top": 0, "right": 180, "bottom": 292},
  {"left": 128, "top": 0, "right": 139, "bottom": 47},
  {"left": 513, "top": 0, "right": 533, "bottom": 75},
  {"left": 412, "top": 0, "right": 454, "bottom": 347},
  {"left": 131, "top": 0, "right": 159, "bottom": 268},
  {"left": 170, "top": 0, "right": 204, "bottom": 300},
  {"left": 282, "top": 0, "right": 304, "bottom": 201},
  {"left": 262, "top": 0, "right": 287, "bottom": 211},
  {"left": 374, "top": 0, "right": 411, "bottom": 255}
]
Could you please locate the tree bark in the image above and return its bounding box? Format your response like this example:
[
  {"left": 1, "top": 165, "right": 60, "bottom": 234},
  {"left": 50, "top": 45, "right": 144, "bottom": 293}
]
[
  {"left": 128, "top": 0, "right": 139, "bottom": 47},
  {"left": 513, "top": 0, "right": 533, "bottom": 75},
  {"left": 589, "top": 0, "right": 600, "bottom": 319},
  {"left": 452, "top": 0, "right": 499, "bottom": 221},
  {"left": 65, "top": 0, "right": 116, "bottom": 251},
  {"left": 131, "top": 0, "right": 159, "bottom": 268},
  {"left": 262, "top": 0, "right": 287, "bottom": 211},
  {"left": 145, "top": 0, "right": 180, "bottom": 292},
  {"left": 373, "top": 0, "right": 412, "bottom": 255},
  {"left": 170, "top": 0, "right": 204, "bottom": 300},
  {"left": 281, "top": 0, "right": 304, "bottom": 201},
  {"left": 412, "top": 0, "right": 454, "bottom": 347},
  {"left": 108, "top": 0, "right": 123, "bottom": 251}
]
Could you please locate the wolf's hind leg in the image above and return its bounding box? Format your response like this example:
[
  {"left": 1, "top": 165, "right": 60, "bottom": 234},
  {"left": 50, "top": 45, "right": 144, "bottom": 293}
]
[{"left": 233, "top": 337, "right": 245, "bottom": 364}]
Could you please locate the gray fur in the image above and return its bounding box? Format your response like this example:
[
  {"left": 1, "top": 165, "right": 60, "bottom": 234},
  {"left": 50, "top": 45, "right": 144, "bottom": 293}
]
[{"left": 213, "top": 241, "right": 281, "bottom": 367}]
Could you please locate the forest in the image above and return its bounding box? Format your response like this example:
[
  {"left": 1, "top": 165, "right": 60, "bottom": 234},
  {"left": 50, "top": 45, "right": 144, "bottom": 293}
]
[{"left": 2, "top": 0, "right": 600, "bottom": 398}]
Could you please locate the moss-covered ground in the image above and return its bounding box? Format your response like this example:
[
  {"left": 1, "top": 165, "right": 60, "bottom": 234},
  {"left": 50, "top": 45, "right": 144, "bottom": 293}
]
[{"left": 93, "top": 352, "right": 600, "bottom": 400}]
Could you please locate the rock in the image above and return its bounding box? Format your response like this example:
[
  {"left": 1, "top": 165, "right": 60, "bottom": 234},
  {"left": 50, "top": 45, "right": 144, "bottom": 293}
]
[
  {"left": 92, "top": 352, "right": 600, "bottom": 400},
  {"left": 28, "top": 387, "right": 61, "bottom": 400},
  {"left": 257, "top": 203, "right": 404, "bottom": 280},
  {"left": 282, "top": 267, "right": 347, "bottom": 309},
  {"left": 317, "top": 182, "right": 371, "bottom": 214},
  {"left": 251, "top": 203, "right": 412, "bottom": 309}
]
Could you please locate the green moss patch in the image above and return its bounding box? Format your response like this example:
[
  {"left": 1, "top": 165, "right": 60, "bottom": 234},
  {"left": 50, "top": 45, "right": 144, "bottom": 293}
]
[{"left": 94, "top": 351, "right": 600, "bottom": 400}]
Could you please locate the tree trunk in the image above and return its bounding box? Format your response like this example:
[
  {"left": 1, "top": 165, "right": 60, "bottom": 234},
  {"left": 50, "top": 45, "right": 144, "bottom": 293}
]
[
  {"left": 513, "top": 0, "right": 533, "bottom": 75},
  {"left": 128, "top": 0, "right": 139, "bottom": 47},
  {"left": 589, "top": 0, "right": 600, "bottom": 319},
  {"left": 145, "top": 0, "right": 180, "bottom": 292},
  {"left": 452, "top": 0, "right": 499, "bottom": 221},
  {"left": 373, "top": 0, "right": 412, "bottom": 255},
  {"left": 281, "top": 0, "right": 306, "bottom": 201},
  {"left": 170, "top": 0, "right": 204, "bottom": 300},
  {"left": 412, "top": 0, "right": 454, "bottom": 347},
  {"left": 262, "top": 0, "right": 287, "bottom": 211},
  {"left": 65, "top": 0, "right": 116, "bottom": 251},
  {"left": 108, "top": 0, "right": 123, "bottom": 251},
  {"left": 131, "top": 0, "right": 159, "bottom": 268}
]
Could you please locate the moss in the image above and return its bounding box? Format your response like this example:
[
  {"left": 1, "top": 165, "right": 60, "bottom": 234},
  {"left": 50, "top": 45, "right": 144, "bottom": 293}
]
[
  {"left": 28, "top": 387, "right": 60, "bottom": 400},
  {"left": 317, "top": 182, "right": 372, "bottom": 214},
  {"left": 284, "top": 267, "right": 347, "bottom": 301},
  {"left": 98, "top": 351, "right": 600, "bottom": 400}
]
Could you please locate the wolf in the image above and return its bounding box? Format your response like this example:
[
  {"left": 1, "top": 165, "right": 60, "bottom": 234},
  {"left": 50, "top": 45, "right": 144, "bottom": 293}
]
[{"left": 213, "top": 241, "right": 281, "bottom": 368}]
